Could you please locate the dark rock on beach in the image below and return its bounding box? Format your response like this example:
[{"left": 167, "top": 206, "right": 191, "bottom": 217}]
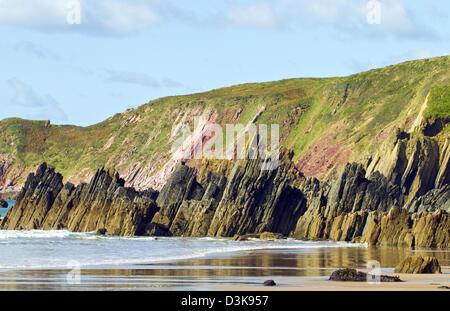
[
  {"left": 263, "top": 280, "right": 276, "bottom": 286},
  {"left": 329, "top": 268, "right": 368, "bottom": 282},
  {"left": 0, "top": 199, "right": 7, "bottom": 208},
  {"left": 329, "top": 268, "right": 402, "bottom": 282}
]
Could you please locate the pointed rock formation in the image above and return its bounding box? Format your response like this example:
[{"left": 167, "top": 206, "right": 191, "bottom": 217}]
[
  {"left": 1, "top": 132, "right": 448, "bottom": 249},
  {"left": 1, "top": 163, "right": 159, "bottom": 236}
]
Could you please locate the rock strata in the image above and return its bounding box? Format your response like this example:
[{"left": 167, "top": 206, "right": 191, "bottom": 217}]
[
  {"left": 1, "top": 163, "right": 159, "bottom": 236},
  {"left": 394, "top": 255, "right": 441, "bottom": 274},
  {"left": 1, "top": 132, "right": 449, "bottom": 249}
]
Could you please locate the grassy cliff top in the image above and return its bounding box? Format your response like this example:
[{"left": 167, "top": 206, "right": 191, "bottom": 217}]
[{"left": 1, "top": 56, "right": 449, "bottom": 185}]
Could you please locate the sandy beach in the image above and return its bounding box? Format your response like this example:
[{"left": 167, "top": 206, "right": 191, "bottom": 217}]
[
  {"left": 0, "top": 231, "right": 448, "bottom": 291},
  {"left": 211, "top": 267, "right": 450, "bottom": 291}
]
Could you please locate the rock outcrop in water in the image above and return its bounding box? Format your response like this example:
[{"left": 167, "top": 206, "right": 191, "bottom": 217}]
[
  {"left": 1, "top": 133, "right": 449, "bottom": 248},
  {"left": 1, "top": 163, "right": 159, "bottom": 236}
]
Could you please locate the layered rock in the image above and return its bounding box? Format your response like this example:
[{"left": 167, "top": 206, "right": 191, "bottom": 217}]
[
  {"left": 1, "top": 163, "right": 159, "bottom": 236},
  {"left": 366, "top": 132, "right": 445, "bottom": 201},
  {"left": 1, "top": 163, "right": 64, "bottom": 230},
  {"left": 1, "top": 132, "right": 449, "bottom": 249},
  {"left": 394, "top": 255, "right": 441, "bottom": 274},
  {"left": 148, "top": 149, "right": 306, "bottom": 237},
  {"left": 292, "top": 162, "right": 403, "bottom": 241}
]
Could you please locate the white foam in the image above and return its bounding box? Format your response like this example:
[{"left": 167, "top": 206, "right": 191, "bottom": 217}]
[
  {"left": 0, "top": 230, "right": 156, "bottom": 240},
  {"left": 0, "top": 230, "right": 367, "bottom": 269}
]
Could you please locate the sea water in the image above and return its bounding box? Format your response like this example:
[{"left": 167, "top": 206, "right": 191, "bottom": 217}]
[
  {"left": 0, "top": 230, "right": 370, "bottom": 290},
  {"left": 0, "top": 230, "right": 365, "bottom": 269},
  {"left": 0, "top": 229, "right": 448, "bottom": 290},
  {"left": 0, "top": 200, "right": 14, "bottom": 218}
]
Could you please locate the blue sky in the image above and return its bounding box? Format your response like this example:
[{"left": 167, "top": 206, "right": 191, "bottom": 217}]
[{"left": 0, "top": 0, "right": 449, "bottom": 126}]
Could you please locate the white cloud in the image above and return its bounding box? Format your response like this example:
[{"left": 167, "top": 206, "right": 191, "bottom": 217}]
[
  {"left": 224, "top": 0, "right": 437, "bottom": 40},
  {"left": 0, "top": 0, "right": 67, "bottom": 27},
  {"left": 0, "top": 0, "right": 439, "bottom": 40},
  {"left": 225, "top": 0, "right": 354, "bottom": 29},
  {"left": 7, "top": 79, "right": 68, "bottom": 122},
  {"left": 0, "top": 0, "right": 161, "bottom": 35}
]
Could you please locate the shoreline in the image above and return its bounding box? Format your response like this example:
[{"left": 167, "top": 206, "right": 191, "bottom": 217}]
[
  {"left": 210, "top": 268, "right": 450, "bottom": 291},
  {"left": 0, "top": 229, "right": 449, "bottom": 291}
]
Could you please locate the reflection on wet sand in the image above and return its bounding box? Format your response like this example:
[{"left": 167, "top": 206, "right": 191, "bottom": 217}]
[{"left": 0, "top": 246, "right": 448, "bottom": 290}]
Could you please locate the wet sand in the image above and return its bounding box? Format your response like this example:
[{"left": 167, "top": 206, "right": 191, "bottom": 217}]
[
  {"left": 0, "top": 246, "right": 448, "bottom": 290},
  {"left": 211, "top": 267, "right": 450, "bottom": 291}
]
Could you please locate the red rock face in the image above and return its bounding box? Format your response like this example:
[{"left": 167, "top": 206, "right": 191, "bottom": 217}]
[{"left": 296, "top": 132, "right": 352, "bottom": 178}]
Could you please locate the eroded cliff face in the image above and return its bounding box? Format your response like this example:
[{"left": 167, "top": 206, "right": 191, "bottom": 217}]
[
  {"left": 1, "top": 163, "right": 159, "bottom": 236},
  {"left": 2, "top": 133, "right": 449, "bottom": 248},
  {"left": 2, "top": 57, "right": 449, "bottom": 199},
  {"left": 291, "top": 131, "right": 449, "bottom": 249},
  {"left": 149, "top": 150, "right": 306, "bottom": 238}
]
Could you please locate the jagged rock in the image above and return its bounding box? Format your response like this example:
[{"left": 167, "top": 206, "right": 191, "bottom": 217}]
[
  {"left": 436, "top": 138, "right": 450, "bottom": 189},
  {"left": 394, "top": 255, "right": 441, "bottom": 274},
  {"left": 1, "top": 163, "right": 159, "bottom": 236},
  {"left": 1, "top": 163, "right": 64, "bottom": 230},
  {"left": 149, "top": 148, "right": 307, "bottom": 238},
  {"left": 411, "top": 210, "right": 450, "bottom": 249},
  {"left": 149, "top": 163, "right": 214, "bottom": 236},
  {"left": 404, "top": 185, "right": 450, "bottom": 213},
  {"left": 207, "top": 150, "right": 305, "bottom": 237},
  {"left": 293, "top": 163, "right": 401, "bottom": 241},
  {"left": 0, "top": 199, "right": 7, "bottom": 208},
  {"left": 329, "top": 268, "right": 402, "bottom": 282},
  {"left": 367, "top": 133, "right": 443, "bottom": 201},
  {"left": 1, "top": 134, "right": 448, "bottom": 249},
  {"left": 373, "top": 206, "right": 414, "bottom": 248},
  {"left": 360, "top": 207, "right": 450, "bottom": 249}
]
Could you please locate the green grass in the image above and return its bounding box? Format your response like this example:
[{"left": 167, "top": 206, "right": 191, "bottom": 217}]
[
  {"left": 424, "top": 84, "right": 450, "bottom": 120},
  {"left": 1, "top": 55, "right": 449, "bottom": 183}
]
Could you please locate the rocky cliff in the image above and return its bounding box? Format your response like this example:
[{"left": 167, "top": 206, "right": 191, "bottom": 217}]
[
  {"left": 1, "top": 56, "right": 449, "bottom": 196},
  {"left": 2, "top": 55, "right": 449, "bottom": 246},
  {"left": 2, "top": 130, "right": 449, "bottom": 248},
  {"left": 1, "top": 163, "right": 159, "bottom": 236}
]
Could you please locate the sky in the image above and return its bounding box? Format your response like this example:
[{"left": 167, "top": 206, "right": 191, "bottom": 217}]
[{"left": 0, "top": 0, "right": 449, "bottom": 126}]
